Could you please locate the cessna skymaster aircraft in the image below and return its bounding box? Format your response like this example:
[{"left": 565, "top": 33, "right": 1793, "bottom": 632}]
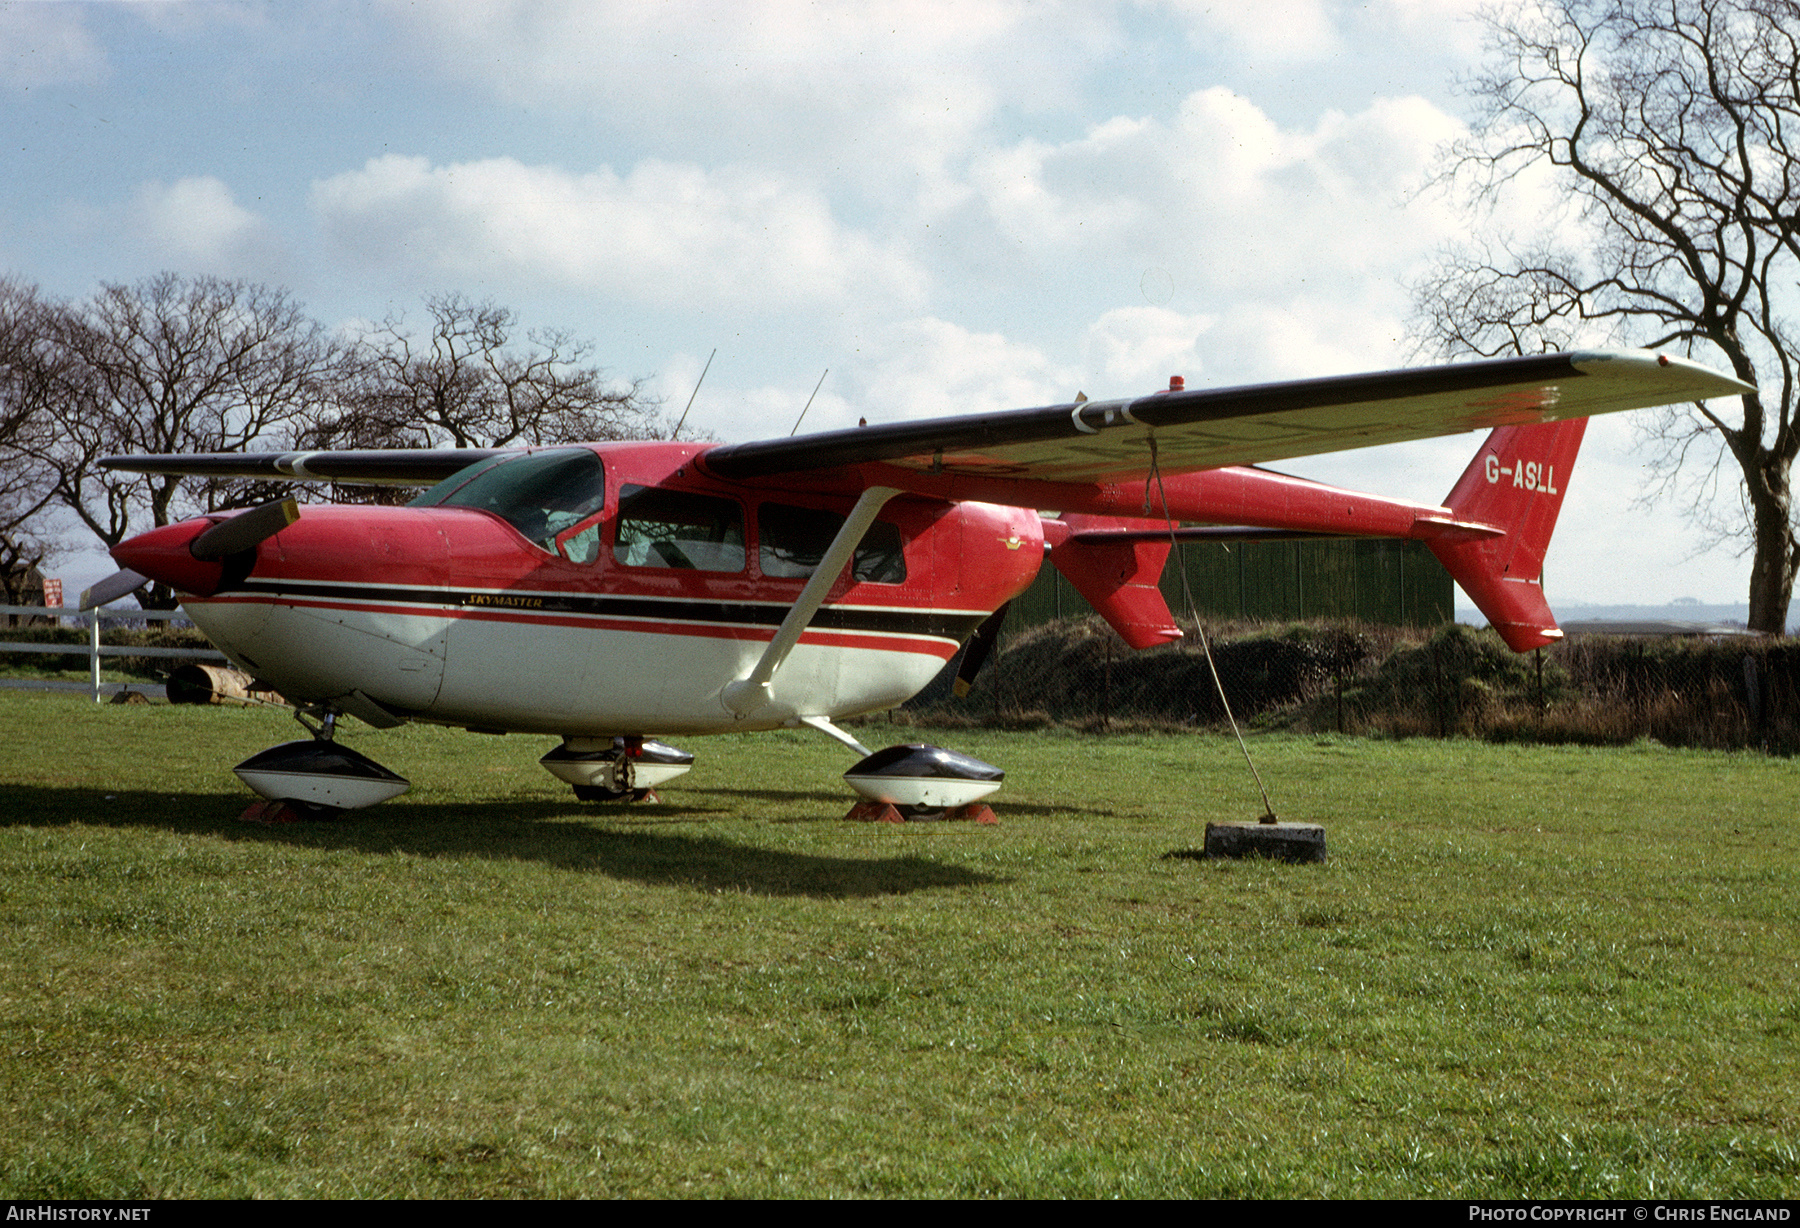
[{"left": 91, "top": 349, "right": 1750, "bottom": 819}]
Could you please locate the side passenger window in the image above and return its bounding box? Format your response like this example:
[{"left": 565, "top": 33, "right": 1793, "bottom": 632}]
[
  {"left": 758, "top": 503, "right": 907, "bottom": 584},
  {"left": 614, "top": 485, "right": 746, "bottom": 572}
]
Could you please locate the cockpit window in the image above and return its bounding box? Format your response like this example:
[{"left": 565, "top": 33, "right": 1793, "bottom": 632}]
[
  {"left": 407, "top": 453, "right": 514, "bottom": 508},
  {"left": 759, "top": 503, "right": 907, "bottom": 584},
  {"left": 411, "top": 448, "right": 607, "bottom": 552},
  {"left": 615, "top": 485, "right": 745, "bottom": 572}
]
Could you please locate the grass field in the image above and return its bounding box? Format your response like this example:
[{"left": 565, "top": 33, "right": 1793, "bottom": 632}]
[{"left": 1, "top": 688, "right": 1796, "bottom": 1198}]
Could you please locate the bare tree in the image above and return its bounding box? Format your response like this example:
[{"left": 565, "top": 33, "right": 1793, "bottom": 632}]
[
  {"left": 1414, "top": 0, "right": 1800, "bottom": 632},
  {"left": 31, "top": 273, "right": 349, "bottom": 552},
  {"left": 0, "top": 278, "right": 62, "bottom": 605},
  {"left": 2, "top": 279, "right": 662, "bottom": 600},
  {"left": 309, "top": 293, "right": 662, "bottom": 453},
  {"left": 5, "top": 274, "right": 349, "bottom": 606}
]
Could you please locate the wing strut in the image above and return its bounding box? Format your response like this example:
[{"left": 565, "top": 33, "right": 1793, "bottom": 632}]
[
  {"left": 799, "top": 715, "right": 873, "bottom": 757},
  {"left": 722, "top": 485, "right": 901, "bottom": 719}
]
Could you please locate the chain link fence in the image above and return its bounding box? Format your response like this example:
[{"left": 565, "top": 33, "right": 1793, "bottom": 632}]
[{"left": 899, "top": 616, "right": 1800, "bottom": 753}]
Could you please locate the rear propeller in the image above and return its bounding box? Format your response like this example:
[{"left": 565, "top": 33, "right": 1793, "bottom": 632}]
[{"left": 953, "top": 602, "right": 1010, "bottom": 698}]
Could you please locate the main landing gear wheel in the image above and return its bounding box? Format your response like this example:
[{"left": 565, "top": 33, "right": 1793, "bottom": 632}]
[
  {"left": 238, "top": 797, "right": 345, "bottom": 824},
  {"left": 541, "top": 737, "right": 694, "bottom": 802},
  {"left": 841, "top": 744, "right": 1005, "bottom": 823}
]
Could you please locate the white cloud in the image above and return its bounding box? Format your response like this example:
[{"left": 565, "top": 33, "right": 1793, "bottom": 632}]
[
  {"left": 823, "top": 316, "right": 1078, "bottom": 429},
  {"left": 1201, "top": 294, "right": 1417, "bottom": 383},
  {"left": 1380, "top": 0, "right": 1486, "bottom": 59},
  {"left": 0, "top": 2, "right": 106, "bottom": 89},
  {"left": 1163, "top": 0, "right": 1341, "bottom": 61},
  {"left": 1083, "top": 305, "right": 1214, "bottom": 389},
  {"left": 1158, "top": 0, "right": 1483, "bottom": 65},
  {"left": 310, "top": 154, "right": 928, "bottom": 312},
  {"left": 642, "top": 318, "right": 1077, "bottom": 443},
  {"left": 377, "top": 0, "right": 1114, "bottom": 204},
  {"left": 132, "top": 176, "right": 286, "bottom": 277},
  {"left": 960, "top": 88, "right": 1468, "bottom": 388},
  {"left": 975, "top": 89, "right": 1464, "bottom": 289}
]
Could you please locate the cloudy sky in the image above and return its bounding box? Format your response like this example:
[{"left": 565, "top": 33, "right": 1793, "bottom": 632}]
[{"left": 0, "top": 0, "right": 1756, "bottom": 611}]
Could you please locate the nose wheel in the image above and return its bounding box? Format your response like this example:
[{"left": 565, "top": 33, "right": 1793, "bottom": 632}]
[
  {"left": 295, "top": 704, "right": 339, "bottom": 742},
  {"left": 233, "top": 703, "right": 411, "bottom": 820}
]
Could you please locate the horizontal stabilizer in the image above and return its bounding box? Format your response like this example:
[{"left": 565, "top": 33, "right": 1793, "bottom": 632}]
[{"left": 1067, "top": 517, "right": 1504, "bottom": 545}]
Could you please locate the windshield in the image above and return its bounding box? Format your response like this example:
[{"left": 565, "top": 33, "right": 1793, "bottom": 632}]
[
  {"left": 411, "top": 448, "right": 607, "bottom": 550},
  {"left": 407, "top": 453, "right": 513, "bottom": 507}
]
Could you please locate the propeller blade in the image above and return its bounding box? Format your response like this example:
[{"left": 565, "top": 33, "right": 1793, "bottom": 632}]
[
  {"left": 189, "top": 498, "right": 300, "bottom": 561},
  {"left": 79, "top": 569, "right": 149, "bottom": 610},
  {"left": 953, "top": 602, "right": 1011, "bottom": 698}
]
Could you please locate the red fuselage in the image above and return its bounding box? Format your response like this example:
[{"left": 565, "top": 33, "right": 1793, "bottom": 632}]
[{"left": 114, "top": 442, "right": 1046, "bottom": 735}]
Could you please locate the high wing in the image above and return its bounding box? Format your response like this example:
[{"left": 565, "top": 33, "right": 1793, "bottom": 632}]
[
  {"left": 98, "top": 448, "right": 516, "bottom": 486},
  {"left": 701, "top": 349, "right": 1751, "bottom": 487},
  {"left": 101, "top": 349, "right": 1751, "bottom": 492}
]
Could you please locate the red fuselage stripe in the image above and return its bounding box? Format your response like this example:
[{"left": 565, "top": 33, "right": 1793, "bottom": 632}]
[{"left": 187, "top": 594, "right": 962, "bottom": 659}]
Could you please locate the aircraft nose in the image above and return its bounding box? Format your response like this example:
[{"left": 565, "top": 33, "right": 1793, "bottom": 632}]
[{"left": 110, "top": 519, "right": 226, "bottom": 598}]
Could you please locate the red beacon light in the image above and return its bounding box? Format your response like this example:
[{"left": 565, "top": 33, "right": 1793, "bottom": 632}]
[{"left": 1166, "top": 375, "right": 1185, "bottom": 392}]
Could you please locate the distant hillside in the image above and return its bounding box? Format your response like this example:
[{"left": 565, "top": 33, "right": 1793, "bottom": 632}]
[{"left": 1460, "top": 599, "right": 1787, "bottom": 634}]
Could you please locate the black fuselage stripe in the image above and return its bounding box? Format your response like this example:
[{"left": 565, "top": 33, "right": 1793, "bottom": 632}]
[{"left": 226, "top": 580, "right": 988, "bottom": 641}]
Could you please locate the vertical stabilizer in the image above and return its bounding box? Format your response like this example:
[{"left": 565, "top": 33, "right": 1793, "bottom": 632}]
[
  {"left": 1048, "top": 514, "right": 1183, "bottom": 649},
  {"left": 1429, "top": 418, "right": 1587, "bottom": 652}
]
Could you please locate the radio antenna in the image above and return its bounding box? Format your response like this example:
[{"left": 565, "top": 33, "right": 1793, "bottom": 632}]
[
  {"left": 670, "top": 348, "right": 715, "bottom": 441},
  {"left": 789, "top": 368, "right": 829, "bottom": 436}
]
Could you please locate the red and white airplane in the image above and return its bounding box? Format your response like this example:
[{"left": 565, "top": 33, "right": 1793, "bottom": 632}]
[{"left": 90, "top": 348, "right": 1750, "bottom": 818}]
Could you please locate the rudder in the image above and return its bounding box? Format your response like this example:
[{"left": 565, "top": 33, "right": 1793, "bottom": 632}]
[{"left": 1429, "top": 418, "right": 1586, "bottom": 652}]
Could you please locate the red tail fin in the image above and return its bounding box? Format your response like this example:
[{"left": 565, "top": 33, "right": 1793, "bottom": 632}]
[
  {"left": 1428, "top": 418, "right": 1587, "bottom": 652},
  {"left": 1048, "top": 515, "right": 1183, "bottom": 649}
]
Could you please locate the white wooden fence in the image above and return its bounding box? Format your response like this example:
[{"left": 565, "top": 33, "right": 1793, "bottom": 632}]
[{"left": 0, "top": 604, "right": 228, "bottom": 701}]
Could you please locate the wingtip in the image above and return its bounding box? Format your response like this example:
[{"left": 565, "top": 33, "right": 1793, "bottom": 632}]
[{"left": 1569, "top": 348, "right": 1758, "bottom": 397}]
